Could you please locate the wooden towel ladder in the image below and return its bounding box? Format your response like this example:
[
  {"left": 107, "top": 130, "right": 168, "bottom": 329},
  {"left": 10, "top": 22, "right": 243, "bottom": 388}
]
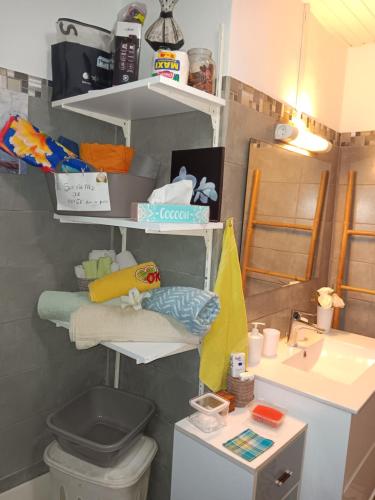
[
  {"left": 333, "top": 171, "right": 375, "bottom": 328},
  {"left": 241, "top": 169, "right": 329, "bottom": 290}
]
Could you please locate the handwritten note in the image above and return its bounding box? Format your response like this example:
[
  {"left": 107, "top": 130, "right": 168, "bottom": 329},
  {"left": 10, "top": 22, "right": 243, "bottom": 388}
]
[{"left": 55, "top": 173, "right": 111, "bottom": 212}]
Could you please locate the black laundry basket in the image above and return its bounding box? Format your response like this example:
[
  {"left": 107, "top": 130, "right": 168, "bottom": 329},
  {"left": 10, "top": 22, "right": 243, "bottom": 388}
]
[{"left": 47, "top": 386, "right": 155, "bottom": 467}]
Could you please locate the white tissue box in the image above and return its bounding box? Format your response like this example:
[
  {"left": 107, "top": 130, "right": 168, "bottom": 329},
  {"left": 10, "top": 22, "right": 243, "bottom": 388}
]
[{"left": 131, "top": 203, "right": 210, "bottom": 224}]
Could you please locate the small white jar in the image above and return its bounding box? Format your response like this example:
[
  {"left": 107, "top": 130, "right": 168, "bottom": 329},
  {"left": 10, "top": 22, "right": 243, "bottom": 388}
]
[{"left": 262, "top": 328, "right": 280, "bottom": 357}]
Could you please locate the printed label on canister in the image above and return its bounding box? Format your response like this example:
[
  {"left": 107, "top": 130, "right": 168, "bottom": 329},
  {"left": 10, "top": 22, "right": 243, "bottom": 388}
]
[{"left": 152, "top": 50, "right": 189, "bottom": 84}]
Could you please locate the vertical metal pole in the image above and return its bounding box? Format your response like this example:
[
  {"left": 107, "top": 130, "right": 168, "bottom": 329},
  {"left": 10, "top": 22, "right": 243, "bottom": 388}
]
[
  {"left": 122, "top": 120, "right": 132, "bottom": 146},
  {"left": 114, "top": 352, "right": 121, "bottom": 389},
  {"left": 211, "top": 108, "right": 220, "bottom": 148},
  {"left": 216, "top": 23, "right": 225, "bottom": 99},
  {"left": 121, "top": 227, "right": 128, "bottom": 251},
  {"left": 112, "top": 227, "right": 128, "bottom": 389},
  {"left": 203, "top": 230, "right": 213, "bottom": 292},
  {"left": 199, "top": 229, "right": 214, "bottom": 396}
]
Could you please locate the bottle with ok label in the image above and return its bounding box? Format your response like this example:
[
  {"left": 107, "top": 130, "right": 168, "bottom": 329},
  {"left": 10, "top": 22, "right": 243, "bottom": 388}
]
[{"left": 248, "top": 322, "right": 265, "bottom": 367}]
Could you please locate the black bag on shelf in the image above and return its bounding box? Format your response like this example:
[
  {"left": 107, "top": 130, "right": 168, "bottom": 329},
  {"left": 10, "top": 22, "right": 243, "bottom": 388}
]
[{"left": 51, "top": 18, "right": 113, "bottom": 101}]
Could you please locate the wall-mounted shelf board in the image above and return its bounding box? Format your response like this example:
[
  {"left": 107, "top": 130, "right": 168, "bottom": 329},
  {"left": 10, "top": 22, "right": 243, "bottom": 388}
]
[
  {"left": 52, "top": 213, "right": 221, "bottom": 385},
  {"left": 102, "top": 341, "right": 197, "bottom": 364},
  {"left": 51, "top": 320, "right": 197, "bottom": 364},
  {"left": 52, "top": 76, "right": 225, "bottom": 120},
  {"left": 54, "top": 214, "right": 223, "bottom": 233},
  {"left": 51, "top": 76, "right": 225, "bottom": 146}
]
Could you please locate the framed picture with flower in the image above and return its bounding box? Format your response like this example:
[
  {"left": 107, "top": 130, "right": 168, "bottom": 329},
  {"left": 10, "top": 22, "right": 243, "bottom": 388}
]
[{"left": 171, "top": 147, "right": 225, "bottom": 221}]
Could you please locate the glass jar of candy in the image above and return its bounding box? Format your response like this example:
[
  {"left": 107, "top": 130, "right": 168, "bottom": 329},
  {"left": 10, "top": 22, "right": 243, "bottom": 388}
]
[{"left": 187, "top": 48, "right": 216, "bottom": 95}]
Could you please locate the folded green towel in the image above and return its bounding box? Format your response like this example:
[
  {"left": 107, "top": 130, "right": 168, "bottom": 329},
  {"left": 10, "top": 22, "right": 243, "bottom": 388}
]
[
  {"left": 37, "top": 291, "right": 121, "bottom": 324},
  {"left": 97, "top": 256, "right": 112, "bottom": 278},
  {"left": 83, "top": 260, "right": 98, "bottom": 280},
  {"left": 37, "top": 291, "right": 92, "bottom": 323}
]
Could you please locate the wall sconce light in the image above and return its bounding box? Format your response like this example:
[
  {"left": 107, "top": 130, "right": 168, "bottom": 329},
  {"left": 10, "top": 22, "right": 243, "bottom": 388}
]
[{"left": 274, "top": 122, "right": 332, "bottom": 153}]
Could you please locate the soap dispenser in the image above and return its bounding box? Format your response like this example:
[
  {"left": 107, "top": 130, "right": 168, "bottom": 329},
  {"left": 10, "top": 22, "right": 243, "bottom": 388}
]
[{"left": 248, "top": 322, "right": 265, "bottom": 367}]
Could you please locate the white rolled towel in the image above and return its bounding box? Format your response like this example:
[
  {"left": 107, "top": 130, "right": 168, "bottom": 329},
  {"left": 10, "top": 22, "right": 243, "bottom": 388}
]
[
  {"left": 69, "top": 305, "right": 200, "bottom": 349},
  {"left": 74, "top": 265, "right": 85, "bottom": 279},
  {"left": 116, "top": 250, "right": 137, "bottom": 269}
]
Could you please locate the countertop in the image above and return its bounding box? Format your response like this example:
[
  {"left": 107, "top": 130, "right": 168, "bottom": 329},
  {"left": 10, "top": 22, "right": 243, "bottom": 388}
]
[
  {"left": 250, "top": 329, "right": 375, "bottom": 414},
  {"left": 176, "top": 406, "right": 306, "bottom": 474}
]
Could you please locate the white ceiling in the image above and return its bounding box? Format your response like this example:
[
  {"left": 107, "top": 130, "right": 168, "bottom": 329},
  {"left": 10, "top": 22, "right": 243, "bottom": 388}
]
[{"left": 307, "top": 0, "right": 375, "bottom": 46}]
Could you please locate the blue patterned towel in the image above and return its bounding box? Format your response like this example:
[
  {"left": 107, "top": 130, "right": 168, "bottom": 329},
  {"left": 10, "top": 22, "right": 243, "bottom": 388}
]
[
  {"left": 223, "top": 428, "right": 274, "bottom": 462},
  {"left": 142, "top": 287, "right": 220, "bottom": 336}
]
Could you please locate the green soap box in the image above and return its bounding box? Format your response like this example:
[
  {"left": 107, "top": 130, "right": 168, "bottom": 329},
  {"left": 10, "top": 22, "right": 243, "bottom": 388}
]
[{"left": 131, "top": 203, "right": 210, "bottom": 224}]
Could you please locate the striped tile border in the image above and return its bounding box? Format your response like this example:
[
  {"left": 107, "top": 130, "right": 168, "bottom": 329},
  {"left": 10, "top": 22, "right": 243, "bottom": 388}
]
[
  {"left": 0, "top": 67, "right": 49, "bottom": 99},
  {"left": 224, "top": 76, "right": 340, "bottom": 145}
]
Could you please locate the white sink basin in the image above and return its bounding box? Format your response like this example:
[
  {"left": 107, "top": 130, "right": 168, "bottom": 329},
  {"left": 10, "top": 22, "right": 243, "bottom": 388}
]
[{"left": 283, "top": 336, "right": 375, "bottom": 384}]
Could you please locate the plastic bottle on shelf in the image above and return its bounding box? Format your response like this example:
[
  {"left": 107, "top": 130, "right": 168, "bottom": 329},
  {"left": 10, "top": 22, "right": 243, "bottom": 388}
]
[{"left": 248, "top": 322, "right": 265, "bottom": 368}]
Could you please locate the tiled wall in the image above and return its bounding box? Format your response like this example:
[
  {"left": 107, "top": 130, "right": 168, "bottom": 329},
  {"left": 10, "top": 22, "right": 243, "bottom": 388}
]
[
  {"left": 329, "top": 146, "right": 375, "bottom": 337},
  {"left": 0, "top": 88, "right": 116, "bottom": 492},
  {"left": 221, "top": 76, "right": 339, "bottom": 335}
]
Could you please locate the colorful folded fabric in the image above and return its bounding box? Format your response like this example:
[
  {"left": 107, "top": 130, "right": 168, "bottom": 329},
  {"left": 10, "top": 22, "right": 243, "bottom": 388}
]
[
  {"left": 142, "top": 286, "right": 220, "bottom": 336},
  {"left": 80, "top": 143, "right": 135, "bottom": 173},
  {"left": 89, "top": 262, "right": 160, "bottom": 303},
  {"left": 0, "top": 115, "right": 91, "bottom": 173},
  {"left": 223, "top": 428, "right": 274, "bottom": 462}
]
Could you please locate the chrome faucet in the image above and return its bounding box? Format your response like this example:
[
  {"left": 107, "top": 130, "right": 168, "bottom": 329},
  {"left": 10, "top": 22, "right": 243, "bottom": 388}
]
[{"left": 287, "top": 309, "right": 325, "bottom": 347}]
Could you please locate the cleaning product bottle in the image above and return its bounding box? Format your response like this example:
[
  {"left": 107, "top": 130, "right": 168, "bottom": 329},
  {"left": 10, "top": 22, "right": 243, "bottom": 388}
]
[{"left": 248, "top": 322, "right": 265, "bottom": 367}]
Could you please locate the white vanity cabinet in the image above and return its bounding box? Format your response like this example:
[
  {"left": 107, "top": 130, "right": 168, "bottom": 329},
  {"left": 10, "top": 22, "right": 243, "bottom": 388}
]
[{"left": 171, "top": 408, "right": 306, "bottom": 500}]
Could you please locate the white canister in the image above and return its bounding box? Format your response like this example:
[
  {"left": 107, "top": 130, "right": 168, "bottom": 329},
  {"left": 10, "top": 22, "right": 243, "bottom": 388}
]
[
  {"left": 262, "top": 328, "right": 280, "bottom": 357},
  {"left": 152, "top": 49, "right": 189, "bottom": 84},
  {"left": 317, "top": 306, "right": 334, "bottom": 333}
]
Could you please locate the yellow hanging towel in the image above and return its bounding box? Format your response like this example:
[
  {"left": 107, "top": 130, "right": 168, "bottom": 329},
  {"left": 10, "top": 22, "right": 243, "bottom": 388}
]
[{"left": 199, "top": 218, "right": 248, "bottom": 392}]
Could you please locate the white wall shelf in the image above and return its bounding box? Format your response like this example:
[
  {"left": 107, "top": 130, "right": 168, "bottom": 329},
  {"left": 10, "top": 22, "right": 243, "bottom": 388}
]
[
  {"left": 53, "top": 213, "right": 222, "bottom": 387},
  {"left": 51, "top": 76, "right": 225, "bottom": 146},
  {"left": 53, "top": 214, "right": 223, "bottom": 232},
  {"left": 50, "top": 320, "right": 197, "bottom": 365}
]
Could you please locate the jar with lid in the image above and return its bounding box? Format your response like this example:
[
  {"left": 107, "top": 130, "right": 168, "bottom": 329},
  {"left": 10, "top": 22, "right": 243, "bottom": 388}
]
[{"left": 187, "top": 48, "right": 216, "bottom": 95}]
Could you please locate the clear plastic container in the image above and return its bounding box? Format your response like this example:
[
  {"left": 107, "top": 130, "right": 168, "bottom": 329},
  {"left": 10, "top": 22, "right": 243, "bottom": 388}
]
[
  {"left": 189, "top": 393, "right": 229, "bottom": 433},
  {"left": 187, "top": 48, "right": 216, "bottom": 94},
  {"left": 250, "top": 401, "right": 286, "bottom": 428}
]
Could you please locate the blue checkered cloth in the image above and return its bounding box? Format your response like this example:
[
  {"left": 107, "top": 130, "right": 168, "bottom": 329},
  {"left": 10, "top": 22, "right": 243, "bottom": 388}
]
[{"left": 223, "top": 428, "right": 274, "bottom": 462}]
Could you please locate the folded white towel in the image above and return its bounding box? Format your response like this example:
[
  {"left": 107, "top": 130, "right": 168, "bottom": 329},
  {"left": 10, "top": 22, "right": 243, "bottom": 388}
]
[
  {"left": 89, "top": 249, "right": 116, "bottom": 261},
  {"left": 111, "top": 262, "right": 120, "bottom": 273},
  {"left": 116, "top": 250, "right": 137, "bottom": 269},
  {"left": 74, "top": 265, "right": 85, "bottom": 279},
  {"left": 69, "top": 305, "right": 200, "bottom": 350}
]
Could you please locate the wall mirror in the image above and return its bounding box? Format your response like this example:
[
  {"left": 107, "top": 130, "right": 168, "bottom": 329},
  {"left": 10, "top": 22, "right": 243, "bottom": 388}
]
[{"left": 241, "top": 139, "right": 331, "bottom": 297}]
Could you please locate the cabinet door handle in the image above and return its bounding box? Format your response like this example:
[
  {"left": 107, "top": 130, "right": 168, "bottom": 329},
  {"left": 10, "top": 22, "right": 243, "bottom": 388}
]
[{"left": 275, "top": 470, "right": 293, "bottom": 486}]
